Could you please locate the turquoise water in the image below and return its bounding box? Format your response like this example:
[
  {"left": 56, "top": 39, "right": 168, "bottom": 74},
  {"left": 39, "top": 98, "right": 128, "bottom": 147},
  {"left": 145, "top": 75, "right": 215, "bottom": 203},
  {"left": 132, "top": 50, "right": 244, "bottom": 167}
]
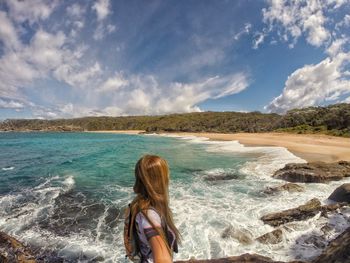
[{"left": 1, "top": 132, "right": 349, "bottom": 262}]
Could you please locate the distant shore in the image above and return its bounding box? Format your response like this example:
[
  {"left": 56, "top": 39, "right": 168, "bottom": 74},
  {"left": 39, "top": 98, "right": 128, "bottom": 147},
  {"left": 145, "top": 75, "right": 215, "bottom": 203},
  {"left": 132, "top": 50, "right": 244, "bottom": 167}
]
[
  {"left": 85, "top": 130, "right": 145, "bottom": 134},
  {"left": 88, "top": 130, "right": 350, "bottom": 163}
]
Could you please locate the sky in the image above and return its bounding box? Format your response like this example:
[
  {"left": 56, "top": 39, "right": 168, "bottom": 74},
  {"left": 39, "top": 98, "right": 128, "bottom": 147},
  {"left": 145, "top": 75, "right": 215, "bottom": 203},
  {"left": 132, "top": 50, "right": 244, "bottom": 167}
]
[{"left": 0, "top": 0, "right": 349, "bottom": 119}]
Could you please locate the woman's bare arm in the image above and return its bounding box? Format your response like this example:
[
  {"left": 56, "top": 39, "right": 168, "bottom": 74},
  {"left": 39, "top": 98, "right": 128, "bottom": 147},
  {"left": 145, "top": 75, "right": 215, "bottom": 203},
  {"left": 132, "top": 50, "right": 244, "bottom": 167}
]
[{"left": 149, "top": 235, "right": 172, "bottom": 263}]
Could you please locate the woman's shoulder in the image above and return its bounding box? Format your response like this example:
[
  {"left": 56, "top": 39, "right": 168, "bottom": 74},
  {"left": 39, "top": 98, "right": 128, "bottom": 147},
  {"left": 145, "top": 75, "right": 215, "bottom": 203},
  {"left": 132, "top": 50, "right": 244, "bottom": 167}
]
[{"left": 135, "top": 207, "right": 162, "bottom": 228}]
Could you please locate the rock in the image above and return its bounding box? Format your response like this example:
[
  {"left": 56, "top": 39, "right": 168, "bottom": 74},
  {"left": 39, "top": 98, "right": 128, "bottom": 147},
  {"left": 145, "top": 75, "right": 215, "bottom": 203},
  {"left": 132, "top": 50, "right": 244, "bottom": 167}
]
[
  {"left": 221, "top": 226, "right": 253, "bottom": 245},
  {"left": 273, "top": 161, "right": 350, "bottom": 183},
  {"left": 328, "top": 183, "right": 350, "bottom": 203},
  {"left": 204, "top": 173, "right": 240, "bottom": 182},
  {"left": 261, "top": 198, "right": 321, "bottom": 227},
  {"left": 312, "top": 227, "right": 350, "bottom": 263},
  {"left": 174, "top": 253, "right": 305, "bottom": 263},
  {"left": 303, "top": 235, "right": 327, "bottom": 249},
  {"left": 261, "top": 199, "right": 349, "bottom": 227},
  {"left": 256, "top": 229, "right": 283, "bottom": 244},
  {"left": 264, "top": 183, "right": 304, "bottom": 194},
  {"left": 320, "top": 224, "right": 333, "bottom": 235},
  {"left": 0, "top": 232, "right": 36, "bottom": 263}
]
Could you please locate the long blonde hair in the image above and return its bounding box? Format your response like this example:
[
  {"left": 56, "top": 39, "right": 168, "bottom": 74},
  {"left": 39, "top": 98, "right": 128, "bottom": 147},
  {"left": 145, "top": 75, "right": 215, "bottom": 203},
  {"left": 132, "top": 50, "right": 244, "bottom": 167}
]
[{"left": 130, "top": 154, "right": 181, "bottom": 248}]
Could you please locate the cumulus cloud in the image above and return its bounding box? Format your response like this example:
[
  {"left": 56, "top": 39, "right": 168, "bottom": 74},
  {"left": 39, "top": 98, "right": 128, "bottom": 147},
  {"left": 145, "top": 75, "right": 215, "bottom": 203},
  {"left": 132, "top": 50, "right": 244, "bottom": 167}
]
[
  {"left": 259, "top": 0, "right": 349, "bottom": 48},
  {"left": 265, "top": 50, "right": 350, "bottom": 113},
  {"left": 262, "top": 0, "right": 350, "bottom": 113}
]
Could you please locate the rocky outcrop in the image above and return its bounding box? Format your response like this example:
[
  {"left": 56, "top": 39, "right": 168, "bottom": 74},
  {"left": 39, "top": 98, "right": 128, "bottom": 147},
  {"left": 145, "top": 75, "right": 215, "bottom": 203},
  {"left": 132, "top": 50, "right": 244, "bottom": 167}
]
[
  {"left": 0, "top": 232, "right": 36, "bottom": 263},
  {"left": 312, "top": 227, "right": 350, "bottom": 263},
  {"left": 328, "top": 183, "right": 350, "bottom": 203},
  {"left": 264, "top": 183, "right": 304, "bottom": 195},
  {"left": 221, "top": 226, "right": 253, "bottom": 245},
  {"left": 273, "top": 161, "right": 350, "bottom": 183},
  {"left": 261, "top": 198, "right": 348, "bottom": 227},
  {"left": 174, "top": 253, "right": 305, "bottom": 263},
  {"left": 256, "top": 229, "right": 283, "bottom": 244}
]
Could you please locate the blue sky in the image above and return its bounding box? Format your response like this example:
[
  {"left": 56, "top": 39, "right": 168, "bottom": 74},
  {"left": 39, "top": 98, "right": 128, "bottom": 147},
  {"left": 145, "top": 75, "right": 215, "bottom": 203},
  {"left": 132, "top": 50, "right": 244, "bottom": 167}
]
[{"left": 0, "top": 0, "right": 349, "bottom": 119}]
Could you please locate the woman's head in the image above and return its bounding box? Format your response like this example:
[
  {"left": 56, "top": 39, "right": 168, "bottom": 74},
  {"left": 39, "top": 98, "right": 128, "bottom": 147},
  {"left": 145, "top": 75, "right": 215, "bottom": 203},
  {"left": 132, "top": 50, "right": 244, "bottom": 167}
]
[
  {"left": 133, "top": 155, "right": 170, "bottom": 208},
  {"left": 131, "top": 154, "right": 181, "bottom": 243}
]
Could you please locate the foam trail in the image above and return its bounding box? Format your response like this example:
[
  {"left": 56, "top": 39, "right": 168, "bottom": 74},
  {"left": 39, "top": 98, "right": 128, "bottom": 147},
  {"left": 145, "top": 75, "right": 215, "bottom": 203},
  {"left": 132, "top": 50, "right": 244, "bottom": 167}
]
[{"left": 2, "top": 166, "right": 14, "bottom": 171}]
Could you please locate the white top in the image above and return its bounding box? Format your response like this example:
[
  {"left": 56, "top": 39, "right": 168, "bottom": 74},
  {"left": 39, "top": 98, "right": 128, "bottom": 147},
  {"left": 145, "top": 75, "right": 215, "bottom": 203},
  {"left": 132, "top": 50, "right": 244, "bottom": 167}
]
[{"left": 135, "top": 209, "right": 175, "bottom": 263}]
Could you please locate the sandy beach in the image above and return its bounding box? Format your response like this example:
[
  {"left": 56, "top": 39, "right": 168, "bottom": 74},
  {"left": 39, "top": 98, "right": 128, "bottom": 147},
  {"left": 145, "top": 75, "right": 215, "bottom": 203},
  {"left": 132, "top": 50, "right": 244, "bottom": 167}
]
[
  {"left": 89, "top": 130, "right": 350, "bottom": 163},
  {"left": 162, "top": 132, "right": 350, "bottom": 163}
]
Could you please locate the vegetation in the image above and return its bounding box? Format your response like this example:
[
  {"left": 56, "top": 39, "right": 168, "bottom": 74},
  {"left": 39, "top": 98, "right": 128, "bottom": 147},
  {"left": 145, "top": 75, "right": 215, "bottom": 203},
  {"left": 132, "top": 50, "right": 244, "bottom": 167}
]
[{"left": 0, "top": 103, "right": 349, "bottom": 137}]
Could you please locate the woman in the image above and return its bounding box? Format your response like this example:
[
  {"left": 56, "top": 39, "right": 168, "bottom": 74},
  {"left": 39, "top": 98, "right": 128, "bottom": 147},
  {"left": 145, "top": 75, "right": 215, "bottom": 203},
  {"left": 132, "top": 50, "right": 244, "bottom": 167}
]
[{"left": 125, "top": 155, "right": 180, "bottom": 263}]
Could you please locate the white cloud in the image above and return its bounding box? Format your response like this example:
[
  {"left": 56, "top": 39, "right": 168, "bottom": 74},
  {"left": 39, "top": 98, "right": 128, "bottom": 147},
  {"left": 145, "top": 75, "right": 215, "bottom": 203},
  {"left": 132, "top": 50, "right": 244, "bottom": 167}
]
[
  {"left": 92, "top": 0, "right": 111, "bottom": 21},
  {"left": 336, "top": 14, "right": 350, "bottom": 29},
  {"left": 0, "top": 98, "right": 25, "bottom": 109},
  {"left": 326, "top": 38, "right": 349, "bottom": 57},
  {"left": 98, "top": 72, "right": 129, "bottom": 92},
  {"left": 0, "top": 17, "right": 101, "bottom": 108},
  {"left": 233, "top": 23, "right": 252, "bottom": 40},
  {"left": 253, "top": 32, "right": 266, "bottom": 49},
  {"left": 259, "top": 0, "right": 349, "bottom": 48},
  {"left": 265, "top": 51, "right": 350, "bottom": 113},
  {"left": 66, "top": 3, "right": 85, "bottom": 18},
  {"left": 5, "top": 0, "right": 58, "bottom": 24},
  {"left": 0, "top": 11, "right": 21, "bottom": 50},
  {"left": 100, "top": 72, "right": 249, "bottom": 116}
]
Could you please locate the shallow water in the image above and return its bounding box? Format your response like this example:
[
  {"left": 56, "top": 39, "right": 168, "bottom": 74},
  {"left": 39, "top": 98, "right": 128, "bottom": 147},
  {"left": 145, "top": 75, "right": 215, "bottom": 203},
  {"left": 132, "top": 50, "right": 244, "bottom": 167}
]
[{"left": 0, "top": 132, "right": 349, "bottom": 262}]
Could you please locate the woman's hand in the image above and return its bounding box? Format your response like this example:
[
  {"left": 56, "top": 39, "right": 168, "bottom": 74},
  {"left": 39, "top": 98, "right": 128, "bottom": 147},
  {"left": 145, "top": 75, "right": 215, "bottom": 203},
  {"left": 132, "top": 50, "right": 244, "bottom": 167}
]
[{"left": 149, "top": 235, "right": 172, "bottom": 263}]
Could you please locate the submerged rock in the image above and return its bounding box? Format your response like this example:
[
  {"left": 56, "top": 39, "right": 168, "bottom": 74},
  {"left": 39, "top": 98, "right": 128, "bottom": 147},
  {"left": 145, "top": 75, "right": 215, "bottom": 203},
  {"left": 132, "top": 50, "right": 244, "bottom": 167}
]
[
  {"left": 328, "top": 183, "right": 350, "bottom": 203},
  {"left": 221, "top": 226, "right": 253, "bottom": 245},
  {"left": 256, "top": 229, "right": 283, "bottom": 244},
  {"left": 261, "top": 199, "right": 349, "bottom": 227},
  {"left": 312, "top": 227, "right": 350, "bottom": 263},
  {"left": 0, "top": 231, "right": 36, "bottom": 263},
  {"left": 204, "top": 173, "right": 240, "bottom": 182},
  {"left": 273, "top": 161, "right": 350, "bottom": 183},
  {"left": 264, "top": 183, "right": 304, "bottom": 195}
]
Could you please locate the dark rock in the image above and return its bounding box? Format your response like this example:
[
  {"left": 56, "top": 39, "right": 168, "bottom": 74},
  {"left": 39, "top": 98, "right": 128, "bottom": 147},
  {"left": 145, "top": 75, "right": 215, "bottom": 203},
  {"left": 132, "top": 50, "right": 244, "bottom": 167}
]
[
  {"left": 328, "top": 183, "right": 350, "bottom": 203},
  {"left": 261, "top": 198, "right": 321, "bottom": 226},
  {"left": 303, "top": 235, "right": 327, "bottom": 249},
  {"left": 312, "top": 227, "right": 350, "bottom": 263},
  {"left": 264, "top": 183, "right": 304, "bottom": 194},
  {"left": 273, "top": 161, "right": 350, "bottom": 183},
  {"left": 221, "top": 226, "right": 253, "bottom": 245},
  {"left": 320, "top": 224, "right": 333, "bottom": 235},
  {"left": 0, "top": 231, "right": 36, "bottom": 263},
  {"left": 204, "top": 174, "right": 239, "bottom": 181},
  {"left": 261, "top": 199, "right": 349, "bottom": 227},
  {"left": 174, "top": 253, "right": 305, "bottom": 263},
  {"left": 256, "top": 229, "right": 283, "bottom": 244}
]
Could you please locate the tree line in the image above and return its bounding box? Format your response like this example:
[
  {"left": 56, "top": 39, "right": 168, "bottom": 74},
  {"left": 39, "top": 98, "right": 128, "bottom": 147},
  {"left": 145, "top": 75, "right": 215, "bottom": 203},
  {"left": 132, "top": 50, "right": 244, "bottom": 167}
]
[{"left": 1, "top": 103, "right": 349, "bottom": 137}]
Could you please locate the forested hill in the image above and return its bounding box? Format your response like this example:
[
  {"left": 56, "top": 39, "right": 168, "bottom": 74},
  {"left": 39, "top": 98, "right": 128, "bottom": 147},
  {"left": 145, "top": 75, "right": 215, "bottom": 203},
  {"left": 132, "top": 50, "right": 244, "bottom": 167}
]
[{"left": 1, "top": 103, "right": 349, "bottom": 137}]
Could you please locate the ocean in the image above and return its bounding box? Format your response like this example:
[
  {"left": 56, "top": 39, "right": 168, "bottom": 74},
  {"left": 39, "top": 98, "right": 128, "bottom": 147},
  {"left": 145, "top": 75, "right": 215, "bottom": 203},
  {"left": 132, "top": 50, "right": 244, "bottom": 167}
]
[{"left": 0, "top": 132, "right": 349, "bottom": 262}]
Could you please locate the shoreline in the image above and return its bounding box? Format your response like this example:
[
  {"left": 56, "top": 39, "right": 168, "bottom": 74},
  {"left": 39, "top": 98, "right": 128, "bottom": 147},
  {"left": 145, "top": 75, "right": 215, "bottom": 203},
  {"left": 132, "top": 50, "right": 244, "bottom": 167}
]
[
  {"left": 87, "top": 130, "right": 350, "bottom": 163},
  {"left": 161, "top": 132, "right": 350, "bottom": 163}
]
